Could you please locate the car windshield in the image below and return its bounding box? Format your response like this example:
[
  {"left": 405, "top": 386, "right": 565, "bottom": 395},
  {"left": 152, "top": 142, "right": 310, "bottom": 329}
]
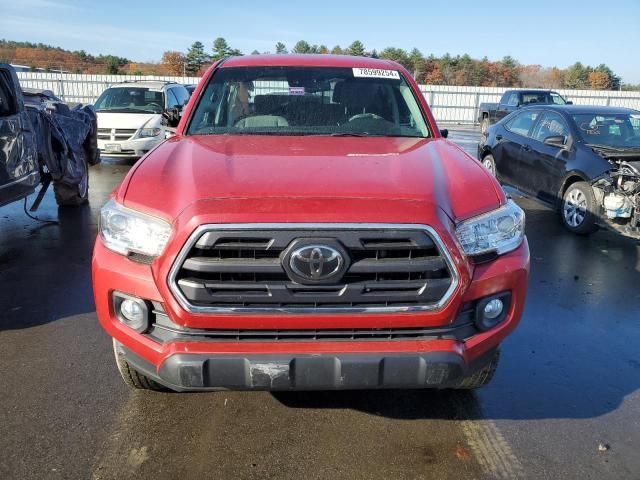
[
  {"left": 573, "top": 112, "right": 640, "bottom": 149},
  {"left": 94, "top": 87, "right": 164, "bottom": 114},
  {"left": 186, "top": 66, "right": 430, "bottom": 137}
]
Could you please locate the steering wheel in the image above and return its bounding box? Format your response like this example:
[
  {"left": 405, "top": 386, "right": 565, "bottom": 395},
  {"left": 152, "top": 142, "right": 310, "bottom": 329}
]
[
  {"left": 147, "top": 102, "right": 162, "bottom": 111},
  {"left": 348, "top": 113, "right": 384, "bottom": 122}
]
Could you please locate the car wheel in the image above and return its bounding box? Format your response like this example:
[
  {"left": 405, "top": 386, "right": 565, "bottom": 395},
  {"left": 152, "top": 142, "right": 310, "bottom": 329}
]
[
  {"left": 481, "top": 154, "right": 497, "bottom": 177},
  {"left": 560, "top": 181, "right": 598, "bottom": 235},
  {"left": 112, "top": 339, "right": 167, "bottom": 391},
  {"left": 54, "top": 164, "right": 89, "bottom": 206},
  {"left": 451, "top": 349, "right": 500, "bottom": 389},
  {"left": 480, "top": 117, "right": 490, "bottom": 134}
]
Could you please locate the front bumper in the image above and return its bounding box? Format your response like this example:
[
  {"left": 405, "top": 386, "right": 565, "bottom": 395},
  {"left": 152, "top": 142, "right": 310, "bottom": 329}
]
[
  {"left": 116, "top": 340, "right": 497, "bottom": 391},
  {"left": 93, "top": 232, "right": 529, "bottom": 391},
  {"left": 98, "top": 136, "right": 163, "bottom": 158}
]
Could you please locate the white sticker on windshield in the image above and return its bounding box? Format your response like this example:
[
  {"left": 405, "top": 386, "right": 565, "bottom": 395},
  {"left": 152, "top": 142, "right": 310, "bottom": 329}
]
[
  {"left": 148, "top": 88, "right": 163, "bottom": 92},
  {"left": 352, "top": 68, "right": 400, "bottom": 80}
]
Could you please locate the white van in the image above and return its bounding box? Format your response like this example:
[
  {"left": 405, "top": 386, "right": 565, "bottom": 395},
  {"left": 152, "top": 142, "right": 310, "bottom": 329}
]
[{"left": 95, "top": 81, "right": 189, "bottom": 159}]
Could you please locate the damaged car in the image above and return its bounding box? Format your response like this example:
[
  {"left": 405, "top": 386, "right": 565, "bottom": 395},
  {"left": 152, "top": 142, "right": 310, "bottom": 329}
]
[
  {"left": 0, "top": 64, "right": 99, "bottom": 209},
  {"left": 478, "top": 105, "right": 640, "bottom": 239}
]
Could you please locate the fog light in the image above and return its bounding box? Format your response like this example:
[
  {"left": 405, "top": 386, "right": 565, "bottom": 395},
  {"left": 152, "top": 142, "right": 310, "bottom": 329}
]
[
  {"left": 121, "top": 299, "right": 144, "bottom": 323},
  {"left": 114, "top": 293, "right": 149, "bottom": 333},
  {"left": 483, "top": 299, "right": 504, "bottom": 319},
  {"left": 475, "top": 292, "right": 511, "bottom": 332}
]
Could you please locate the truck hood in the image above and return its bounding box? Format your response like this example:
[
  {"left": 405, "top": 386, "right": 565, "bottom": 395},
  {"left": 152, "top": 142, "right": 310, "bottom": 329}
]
[
  {"left": 96, "top": 111, "right": 160, "bottom": 130},
  {"left": 121, "top": 135, "right": 503, "bottom": 223}
]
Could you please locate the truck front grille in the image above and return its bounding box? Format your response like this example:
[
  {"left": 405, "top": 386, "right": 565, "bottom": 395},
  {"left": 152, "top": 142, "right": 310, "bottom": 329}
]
[{"left": 169, "top": 224, "right": 458, "bottom": 313}]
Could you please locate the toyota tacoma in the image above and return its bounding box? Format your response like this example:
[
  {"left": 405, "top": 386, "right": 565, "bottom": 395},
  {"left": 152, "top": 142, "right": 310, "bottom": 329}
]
[{"left": 93, "top": 55, "right": 529, "bottom": 392}]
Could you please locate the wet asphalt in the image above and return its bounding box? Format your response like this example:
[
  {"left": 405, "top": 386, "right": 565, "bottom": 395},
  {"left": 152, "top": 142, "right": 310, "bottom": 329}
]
[{"left": 0, "top": 128, "right": 639, "bottom": 480}]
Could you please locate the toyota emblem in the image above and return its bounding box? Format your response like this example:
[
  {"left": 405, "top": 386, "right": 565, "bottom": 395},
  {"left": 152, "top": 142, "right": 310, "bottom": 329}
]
[{"left": 288, "top": 245, "right": 345, "bottom": 282}]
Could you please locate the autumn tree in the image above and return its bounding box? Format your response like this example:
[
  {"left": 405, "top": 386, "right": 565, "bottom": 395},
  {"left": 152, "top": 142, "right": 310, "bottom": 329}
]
[
  {"left": 161, "top": 51, "right": 185, "bottom": 75},
  {"left": 318, "top": 45, "right": 329, "bottom": 54},
  {"left": 331, "top": 45, "right": 343, "bottom": 55}
]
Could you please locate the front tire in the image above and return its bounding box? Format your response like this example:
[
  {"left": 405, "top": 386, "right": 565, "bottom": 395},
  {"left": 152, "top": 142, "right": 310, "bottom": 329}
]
[
  {"left": 480, "top": 116, "right": 490, "bottom": 134},
  {"left": 560, "top": 181, "right": 597, "bottom": 235},
  {"left": 112, "top": 339, "right": 167, "bottom": 391},
  {"left": 481, "top": 154, "right": 497, "bottom": 177},
  {"left": 452, "top": 349, "right": 500, "bottom": 389},
  {"left": 54, "top": 165, "right": 89, "bottom": 206}
]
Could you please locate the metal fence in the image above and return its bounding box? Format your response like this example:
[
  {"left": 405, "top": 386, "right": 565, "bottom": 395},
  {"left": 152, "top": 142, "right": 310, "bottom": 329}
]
[{"left": 16, "top": 72, "right": 640, "bottom": 124}]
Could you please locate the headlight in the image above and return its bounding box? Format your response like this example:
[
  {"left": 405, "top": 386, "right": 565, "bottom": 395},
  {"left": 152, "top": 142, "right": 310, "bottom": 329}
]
[
  {"left": 455, "top": 199, "right": 525, "bottom": 256},
  {"left": 99, "top": 199, "right": 172, "bottom": 257},
  {"left": 139, "top": 127, "right": 162, "bottom": 138}
]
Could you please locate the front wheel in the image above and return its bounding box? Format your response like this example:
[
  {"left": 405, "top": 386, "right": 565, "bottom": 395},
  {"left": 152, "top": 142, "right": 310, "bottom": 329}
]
[
  {"left": 54, "top": 165, "right": 89, "bottom": 206},
  {"left": 112, "top": 339, "right": 167, "bottom": 391},
  {"left": 480, "top": 117, "right": 490, "bottom": 134},
  {"left": 560, "top": 181, "right": 597, "bottom": 235},
  {"left": 481, "top": 154, "right": 497, "bottom": 177},
  {"left": 451, "top": 349, "right": 500, "bottom": 389}
]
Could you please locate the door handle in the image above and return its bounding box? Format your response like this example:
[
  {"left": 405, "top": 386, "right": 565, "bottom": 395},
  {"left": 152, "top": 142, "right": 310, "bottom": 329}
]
[
  {"left": 522, "top": 144, "right": 532, "bottom": 151},
  {"left": 495, "top": 134, "right": 503, "bottom": 141}
]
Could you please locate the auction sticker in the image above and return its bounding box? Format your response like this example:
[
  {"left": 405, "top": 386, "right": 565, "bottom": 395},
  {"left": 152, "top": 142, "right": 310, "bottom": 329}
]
[{"left": 352, "top": 68, "right": 400, "bottom": 79}]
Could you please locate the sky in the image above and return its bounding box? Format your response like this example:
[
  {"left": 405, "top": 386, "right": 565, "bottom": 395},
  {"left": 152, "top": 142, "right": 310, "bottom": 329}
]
[{"left": 1, "top": 0, "right": 639, "bottom": 83}]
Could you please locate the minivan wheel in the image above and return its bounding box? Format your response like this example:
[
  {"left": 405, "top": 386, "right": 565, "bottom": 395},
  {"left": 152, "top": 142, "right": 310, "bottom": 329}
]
[
  {"left": 112, "top": 339, "right": 167, "bottom": 391},
  {"left": 561, "top": 182, "right": 597, "bottom": 235},
  {"left": 482, "top": 154, "right": 497, "bottom": 176},
  {"left": 452, "top": 349, "right": 500, "bottom": 389}
]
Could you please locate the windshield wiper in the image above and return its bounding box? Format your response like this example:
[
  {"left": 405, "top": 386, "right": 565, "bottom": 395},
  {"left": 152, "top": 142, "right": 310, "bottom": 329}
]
[
  {"left": 329, "top": 133, "right": 369, "bottom": 137},
  {"left": 587, "top": 143, "right": 640, "bottom": 152},
  {"left": 96, "top": 107, "right": 158, "bottom": 114}
]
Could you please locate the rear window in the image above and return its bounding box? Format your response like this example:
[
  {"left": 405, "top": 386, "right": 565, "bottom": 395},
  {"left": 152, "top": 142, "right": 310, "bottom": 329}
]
[{"left": 186, "top": 66, "right": 430, "bottom": 138}]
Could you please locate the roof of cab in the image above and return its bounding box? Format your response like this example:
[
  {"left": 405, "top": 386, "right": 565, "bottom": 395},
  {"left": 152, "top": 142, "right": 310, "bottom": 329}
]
[{"left": 221, "top": 54, "right": 401, "bottom": 69}]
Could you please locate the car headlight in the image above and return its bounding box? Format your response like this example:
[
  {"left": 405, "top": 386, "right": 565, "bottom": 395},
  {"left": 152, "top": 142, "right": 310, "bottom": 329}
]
[
  {"left": 99, "top": 199, "right": 172, "bottom": 257},
  {"left": 139, "top": 127, "right": 162, "bottom": 138},
  {"left": 455, "top": 199, "right": 525, "bottom": 256}
]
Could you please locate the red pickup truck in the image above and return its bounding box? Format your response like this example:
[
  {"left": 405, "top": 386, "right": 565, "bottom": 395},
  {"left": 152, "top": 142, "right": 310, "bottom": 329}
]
[{"left": 93, "top": 55, "right": 529, "bottom": 392}]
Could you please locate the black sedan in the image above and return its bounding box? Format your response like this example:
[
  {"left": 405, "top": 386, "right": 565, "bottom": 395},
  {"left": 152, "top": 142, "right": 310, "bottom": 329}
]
[{"left": 478, "top": 105, "right": 640, "bottom": 239}]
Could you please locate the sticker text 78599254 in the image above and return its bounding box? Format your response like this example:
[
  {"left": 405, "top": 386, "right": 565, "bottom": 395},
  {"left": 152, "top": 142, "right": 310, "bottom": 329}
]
[{"left": 352, "top": 68, "right": 400, "bottom": 80}]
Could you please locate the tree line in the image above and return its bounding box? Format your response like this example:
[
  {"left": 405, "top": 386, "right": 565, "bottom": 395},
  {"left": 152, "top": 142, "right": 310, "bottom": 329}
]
[{"left": 1, "top": 38, "right": 635, "bottom": 91}]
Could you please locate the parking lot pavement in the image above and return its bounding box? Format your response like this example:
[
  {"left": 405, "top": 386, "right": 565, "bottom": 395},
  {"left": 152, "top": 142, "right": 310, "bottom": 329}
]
[{"left": 1, "top": 132, "right": 639, "bottom": 479}]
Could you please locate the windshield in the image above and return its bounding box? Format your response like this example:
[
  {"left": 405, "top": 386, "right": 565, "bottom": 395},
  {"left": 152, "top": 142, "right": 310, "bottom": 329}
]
[
  {"left": 186, "top": 66, "right": 430, "bottom": 137},
  {"left": 94, "top": 87, "right": 164, "bottom": 114},
  {"left": 573, "top": 112, "right": 640, "bottom": 149}
]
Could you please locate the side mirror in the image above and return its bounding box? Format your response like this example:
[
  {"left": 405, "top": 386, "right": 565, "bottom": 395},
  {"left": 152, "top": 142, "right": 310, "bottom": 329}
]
[
  {"left": 566, "top": 101, "right": 573, "bottom": 105},
  {"left": 163, "top": 107, "right": 180, "bottom": 127},
  {"left": 440, "top": 129, "right": 449, "bottom": 138},
  {"left": 543, "top": 135, "right": 568, "bottom": 149}
]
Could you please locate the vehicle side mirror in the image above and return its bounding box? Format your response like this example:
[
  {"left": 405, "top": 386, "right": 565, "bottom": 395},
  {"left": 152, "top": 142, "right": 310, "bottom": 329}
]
[
  {"left": 163, "top": 107, "right": 180, "bottom": 127},
  {"left": 566, "top": 101, "right": 573, "bottom": 105},
  {"left": 440, "top": 129, "right": 449, "bottom": 138},
  {"left": 543, "top": 135, "right": 568, "bottom": 149}
]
